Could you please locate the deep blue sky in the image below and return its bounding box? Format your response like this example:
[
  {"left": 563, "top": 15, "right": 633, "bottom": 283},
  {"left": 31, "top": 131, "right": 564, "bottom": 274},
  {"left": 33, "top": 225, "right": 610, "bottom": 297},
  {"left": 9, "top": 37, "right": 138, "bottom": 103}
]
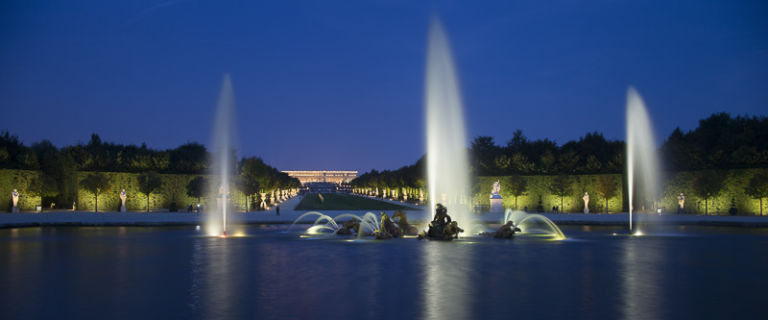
[{"left": 1, "top": 0, "right": 766, "bottom": 172}]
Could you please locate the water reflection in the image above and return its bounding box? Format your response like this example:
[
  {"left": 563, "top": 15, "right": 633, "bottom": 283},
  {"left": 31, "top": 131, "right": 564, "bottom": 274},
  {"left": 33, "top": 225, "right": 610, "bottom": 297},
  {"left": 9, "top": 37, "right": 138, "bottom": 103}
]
[
  {"left": 422, "top": 241, "right": 471, "bottom": 320},
  {"left": 1, "top": 225, "right": 766, "bottom": 319},
  {"left": 201, "top": 239, "right": 235, "bottom": 319},
  {"left": 620, "top": 237, "right": 661, "bottom": 320}
]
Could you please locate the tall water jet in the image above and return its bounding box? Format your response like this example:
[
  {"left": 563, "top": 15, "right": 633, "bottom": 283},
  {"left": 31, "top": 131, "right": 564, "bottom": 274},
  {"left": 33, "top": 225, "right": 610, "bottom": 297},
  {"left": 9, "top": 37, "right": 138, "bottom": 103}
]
[
  {"left": 206, "top": 73, "right": 237, "bottom": 237},
  {"left": 625, "top": 87, "right": 661, "bottom": 232},
  {"left": 425, "top": 18, "right": 472, "bottom": 232}
]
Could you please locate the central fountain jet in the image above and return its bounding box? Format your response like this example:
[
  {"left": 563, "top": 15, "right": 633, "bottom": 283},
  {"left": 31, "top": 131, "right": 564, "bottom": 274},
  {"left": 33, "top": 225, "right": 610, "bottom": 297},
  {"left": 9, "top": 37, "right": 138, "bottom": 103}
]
[
  {"left": 625, "top": 87, "right": 661, "bottom": 232},
  {"left": 425, "top": 18, "right": 472, "bottom": 233},
  {"left": 207, "top": 73, "right": 237, "bottom": 237}
]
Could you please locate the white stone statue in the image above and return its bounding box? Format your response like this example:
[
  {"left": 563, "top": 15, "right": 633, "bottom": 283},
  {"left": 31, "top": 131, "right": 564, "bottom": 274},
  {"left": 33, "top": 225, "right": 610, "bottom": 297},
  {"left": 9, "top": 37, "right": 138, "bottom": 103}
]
[
  {"left": 491, "top": 180, "right": 501, "bottom": 196},
  {"left": 11, "top": 189, "right": 20, "bottom": 213},
  {"left": 678, "top": 193, "right": 685, "bottom": 212},
  {"left": 583, "top": 192, "right": 590, "bottom": 214},
  {"left": 489, "top": 181, "right": 504, "bottom": 212},
  {"left": 119, "top": 189, "right": 127, "bottom": 212},
  {"left": 260, "top": 192, "right": 267, "bottom": 209}
]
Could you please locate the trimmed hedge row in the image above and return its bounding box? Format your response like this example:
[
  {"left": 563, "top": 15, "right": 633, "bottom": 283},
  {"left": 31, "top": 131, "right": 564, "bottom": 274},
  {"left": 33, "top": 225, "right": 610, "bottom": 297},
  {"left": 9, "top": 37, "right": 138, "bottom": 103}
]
[
  {"left": 1, "top": 170, "right": 269, "bottom": 212},
  {"left": 3, "top": 168, "right": 766, "bottom": 215},
  {"left": 473, "top": 168, "right": 768, "bottom": 215},
  {"left": 0, "top": 169, "right": 42, "bottom": 211},
  {"left": 473, "top": 174, "right": 624, "bottom": 213}
]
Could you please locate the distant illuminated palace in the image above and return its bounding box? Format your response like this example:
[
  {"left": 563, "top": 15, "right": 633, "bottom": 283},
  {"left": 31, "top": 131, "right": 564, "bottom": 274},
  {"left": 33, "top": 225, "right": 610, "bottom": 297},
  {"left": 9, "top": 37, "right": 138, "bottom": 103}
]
[{"left": 282, "top": 170, "right": 358, "bottom": 185}]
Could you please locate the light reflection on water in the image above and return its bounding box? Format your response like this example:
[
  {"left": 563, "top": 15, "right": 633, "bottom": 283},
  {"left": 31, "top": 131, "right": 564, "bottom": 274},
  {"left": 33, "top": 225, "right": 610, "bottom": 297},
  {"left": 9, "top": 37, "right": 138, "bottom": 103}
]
[
  {"left": 0, "top": 225, "right": 767, "bottom": 320},
  {"left": 422, "top": 241, "right": 471, "bottom": 320},
  {"left": 620, "top": 237, "right": 661, "bottom": 320}
]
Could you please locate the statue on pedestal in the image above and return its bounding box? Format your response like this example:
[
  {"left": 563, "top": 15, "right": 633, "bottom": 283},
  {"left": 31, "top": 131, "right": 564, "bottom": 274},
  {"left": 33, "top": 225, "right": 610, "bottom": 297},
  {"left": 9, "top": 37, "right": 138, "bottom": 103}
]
[
  {"left": 583, "top": 192, "right": 590, "bottom": 214},
  {"left": 678, "top": 193, "right": 685, "bottom": 214},
  {"left": 260, "top": 192, "right": 267, "bottom": 209},
  {"left": 490, "top": 180, "right": 504, "bottom": 212},
  {"left": 119, "top": 189, "right": 127, "bottom": 212},
  {"left": 11, "top": 189, "right": 20, "bottom": 213}
]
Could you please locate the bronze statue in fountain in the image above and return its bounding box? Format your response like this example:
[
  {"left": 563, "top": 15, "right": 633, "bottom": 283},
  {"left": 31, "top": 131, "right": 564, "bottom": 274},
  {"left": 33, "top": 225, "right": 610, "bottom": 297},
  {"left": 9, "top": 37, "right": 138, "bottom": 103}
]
[
  {"left": 392, "top": 210, "right": 419, "bottom": 236},
  {"left": 418, "top": 203, "right": 463, "bottom": 240},
  {"left": 374, "top": 212, "right": 403, "bottom": 239},
  {"left": 492, "top": 221, "right": 521, "bottom": 239},
  {"left": 336, "top": 220, "right": 361, "bottom": 235}
]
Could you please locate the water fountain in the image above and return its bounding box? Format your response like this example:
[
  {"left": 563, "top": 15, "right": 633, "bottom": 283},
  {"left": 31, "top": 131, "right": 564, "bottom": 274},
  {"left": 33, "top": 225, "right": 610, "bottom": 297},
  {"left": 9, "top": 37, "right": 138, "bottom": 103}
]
[
  {"left": 625, "top": 87, "right": 661, "bottom": 232},
  {"left": 288, "top": 211, "right": 381, "bottom": 238},
  {"left": 425, "top": 18, "right": 472, "bottom": 234},
  {"left": 503, "top": 209, "right": 566, "bottom": 240},
  {"left": 206, "top": 73, "right": 237, "bottom": 237}
]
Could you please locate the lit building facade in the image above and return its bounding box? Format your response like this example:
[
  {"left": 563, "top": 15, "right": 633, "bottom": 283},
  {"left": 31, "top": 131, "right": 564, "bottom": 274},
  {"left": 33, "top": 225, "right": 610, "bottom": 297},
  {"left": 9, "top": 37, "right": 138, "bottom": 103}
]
[{"left": 282, "top": 170, "right": 358, "bottom": 185}]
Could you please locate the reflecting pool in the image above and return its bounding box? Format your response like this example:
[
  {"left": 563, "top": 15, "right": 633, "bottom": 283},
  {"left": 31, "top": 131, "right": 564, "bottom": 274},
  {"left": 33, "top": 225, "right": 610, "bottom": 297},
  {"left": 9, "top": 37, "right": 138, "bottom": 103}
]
[{"left": 1, "top": 225, "right": 766, "bottom": 319}]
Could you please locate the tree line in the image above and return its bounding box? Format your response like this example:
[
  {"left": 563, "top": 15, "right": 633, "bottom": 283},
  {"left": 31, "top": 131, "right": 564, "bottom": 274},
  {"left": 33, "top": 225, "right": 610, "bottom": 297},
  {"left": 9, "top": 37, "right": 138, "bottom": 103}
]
[
  {"left": 0, "top": 133, "right": 300, "bottom": 210},
  {"left": 351, "top": 113, "right": 768, "bottom": 214}
]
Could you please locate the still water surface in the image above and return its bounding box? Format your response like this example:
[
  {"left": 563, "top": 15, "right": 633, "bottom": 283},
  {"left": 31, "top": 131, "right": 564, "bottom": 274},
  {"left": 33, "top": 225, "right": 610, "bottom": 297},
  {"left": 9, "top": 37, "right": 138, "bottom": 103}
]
[{"left": 1, "top": 225, "right": 766, "bottom": 320}]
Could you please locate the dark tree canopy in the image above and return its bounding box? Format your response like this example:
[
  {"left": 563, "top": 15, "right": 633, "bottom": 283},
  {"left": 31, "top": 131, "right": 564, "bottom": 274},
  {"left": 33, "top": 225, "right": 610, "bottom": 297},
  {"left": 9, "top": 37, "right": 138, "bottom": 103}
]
[
  {"left": 507, "top": 175, "right": 528, "bottom": 209},
  {"left": 689, "top": 170, "right": 727, "bottom": 215},
  {"left": 186, "top": 176, "right": 207, "bottom": 202},
  {"left": 549, "top": 174, "right": 573, "bottom": 212},
  {"left": 138, "top": 171, "right": 163, "bottom": 212},
  {"left": 80, "top": 173, "right": 111, "bottom": 212},
  {"left": 28, "top": 173, "right": 58, "bottom": 210},
  {"left": 595, "top": 176, "right": 619, "bottom": 213},
  {"left": 744, "top": 173, "right": 768, "bottom": 216},
  {"left": 353, "top": 113, "right": 768, "bottom": 189}
]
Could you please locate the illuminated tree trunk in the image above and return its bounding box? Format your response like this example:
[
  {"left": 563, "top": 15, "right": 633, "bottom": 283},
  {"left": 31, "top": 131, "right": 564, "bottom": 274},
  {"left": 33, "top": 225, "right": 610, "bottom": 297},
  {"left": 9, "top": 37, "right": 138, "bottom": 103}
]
[
  {"left": 146, "top": 194, "right": 150, "bottom": 212},
  {"left": 705, "top": 198, "right": 709, "bottom": 215}
]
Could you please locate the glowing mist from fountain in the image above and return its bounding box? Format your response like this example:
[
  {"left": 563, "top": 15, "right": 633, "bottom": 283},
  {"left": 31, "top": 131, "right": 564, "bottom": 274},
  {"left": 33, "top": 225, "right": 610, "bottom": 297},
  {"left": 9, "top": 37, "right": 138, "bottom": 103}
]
[
  {"left": 625, "top": 87, "right": 661, "bottom": 232},
  {"left": 425, "top": 18, "right": 472, "bottom": 233},
  {"left": 206, "top": 74, "right": 237, "bottom": 237}
]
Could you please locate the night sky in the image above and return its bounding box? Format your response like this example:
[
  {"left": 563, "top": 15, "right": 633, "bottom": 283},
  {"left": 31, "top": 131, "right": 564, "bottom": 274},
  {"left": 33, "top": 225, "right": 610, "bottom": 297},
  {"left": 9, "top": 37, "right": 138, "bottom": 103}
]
[{"left": 1, "top": 0, "right": 766, "bottom": 172}]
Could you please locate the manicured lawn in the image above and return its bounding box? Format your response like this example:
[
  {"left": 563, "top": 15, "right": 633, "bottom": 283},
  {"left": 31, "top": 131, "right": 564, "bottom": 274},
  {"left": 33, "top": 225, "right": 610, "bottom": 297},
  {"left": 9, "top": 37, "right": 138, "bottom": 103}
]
[{"left": 295, "top": 193, "right": 411, "bottom": 211}]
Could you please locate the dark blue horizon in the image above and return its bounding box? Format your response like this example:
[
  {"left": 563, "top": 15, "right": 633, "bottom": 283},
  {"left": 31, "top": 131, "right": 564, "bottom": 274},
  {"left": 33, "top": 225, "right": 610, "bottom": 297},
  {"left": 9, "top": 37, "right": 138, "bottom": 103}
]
[{"left": 1, "top": 0, "right": 766, "bottom": 172}]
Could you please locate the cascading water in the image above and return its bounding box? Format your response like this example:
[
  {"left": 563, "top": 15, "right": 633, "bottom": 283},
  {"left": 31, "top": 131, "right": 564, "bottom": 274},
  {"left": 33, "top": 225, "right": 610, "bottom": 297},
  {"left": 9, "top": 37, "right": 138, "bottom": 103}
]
[
  {"left": 425, "top": 18, "right": 472, "bottom": 233},
  {"left": 625, "top": 87, "right": 661, "bottom": 233},
  {"left": 206, "top": 73, "right": 237, "bottom": 237},
  {"left": 288, "top": 211, "right": 381, "bottom": 238},
  {"left": 503, "top": 209, "right": 566, "bottom": 240}
]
